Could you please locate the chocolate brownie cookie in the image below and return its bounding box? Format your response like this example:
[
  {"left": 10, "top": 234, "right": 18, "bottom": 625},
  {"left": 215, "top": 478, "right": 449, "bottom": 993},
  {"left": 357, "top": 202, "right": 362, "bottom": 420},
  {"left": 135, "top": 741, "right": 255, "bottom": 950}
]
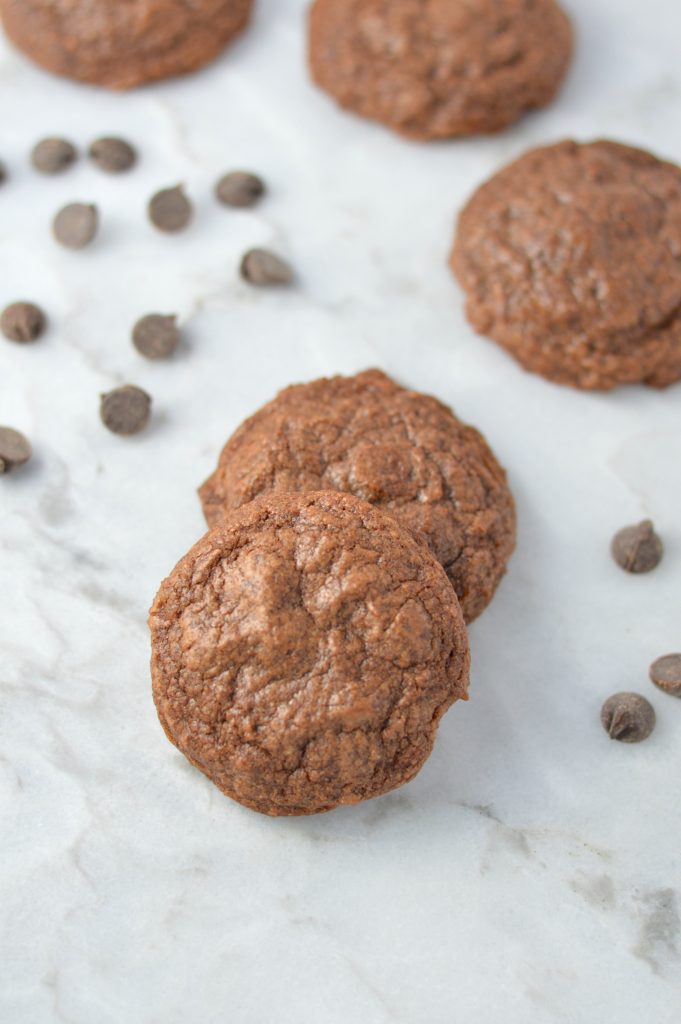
[
  {"left": 0, "top": 0, "right": 253, "bottom": 89},
  {"left": 199, "top": 370, "right": 515, "bottom": 623},
  {"left": 452, "top": 140, "right": 681, "bottom": 391},
  {"left": 150, "top": 491, "right": 470, "bottom": 816},
  {"left": 308, "top": 0, "right": 573, "bottom": 140}
]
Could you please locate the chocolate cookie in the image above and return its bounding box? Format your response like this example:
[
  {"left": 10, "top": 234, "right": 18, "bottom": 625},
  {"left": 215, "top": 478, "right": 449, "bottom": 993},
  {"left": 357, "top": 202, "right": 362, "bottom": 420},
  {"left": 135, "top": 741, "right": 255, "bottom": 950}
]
[
  {"left": 452, "top": 140, "right": 681, "bottom": 391},
  {"left": 308, "top": 0, "right": 573, "bottom": 140},
  {"left": 0, "top": 0, "right": 253, "bottom": 89},
  {"left": 150, "top": 491, "right": 470, "bottom": 816},
  {"left": 199, "top": 370, "right": 515, "bottom": 623}
]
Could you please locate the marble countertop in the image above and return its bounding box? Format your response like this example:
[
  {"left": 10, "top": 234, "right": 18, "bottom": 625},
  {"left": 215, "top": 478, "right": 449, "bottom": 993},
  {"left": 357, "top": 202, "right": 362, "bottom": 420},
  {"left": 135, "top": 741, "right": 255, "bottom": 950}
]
[{"left": 1, "top": 1, "right": 680, "bottom": 1021}]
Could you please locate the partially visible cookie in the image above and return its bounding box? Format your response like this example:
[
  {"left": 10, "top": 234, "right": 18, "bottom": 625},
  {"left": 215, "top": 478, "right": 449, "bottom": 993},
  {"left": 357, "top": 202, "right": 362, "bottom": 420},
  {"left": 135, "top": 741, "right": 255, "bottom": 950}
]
[
  {"left": 150, "top": 491, "right": 470, "bottom": 817},
  {"left": 0, "top": 0, "right": 253, "bottom": 89},
  {"left": 308, "top": 0, "right": 573, "bottom": 140},
  {"left": 199, "top": 370, "right": 515, "bottom": 623},
  {"left": 452, "top": 140, "right": 681, "bottom": 391}
]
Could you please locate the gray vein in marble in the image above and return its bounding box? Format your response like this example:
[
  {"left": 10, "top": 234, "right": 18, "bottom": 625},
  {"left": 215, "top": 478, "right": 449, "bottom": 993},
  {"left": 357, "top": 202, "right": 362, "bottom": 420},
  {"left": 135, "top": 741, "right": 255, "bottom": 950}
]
[{"left": 633, "top": 888, "right": 681, "bottom": 975}]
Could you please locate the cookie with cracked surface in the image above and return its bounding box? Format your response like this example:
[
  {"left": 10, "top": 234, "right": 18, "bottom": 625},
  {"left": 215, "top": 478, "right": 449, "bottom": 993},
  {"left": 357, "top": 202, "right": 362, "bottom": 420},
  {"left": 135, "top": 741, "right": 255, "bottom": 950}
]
[
  {"left": 308, "top": 0, "right": 573, "bottom": 140},
  {"left": 199, "top": 370, "right": 516, "bottom": 623},
  {"left": 0, "top": 0, "right": 253, "bottom": 89},
  {"left": 452, "top": 140, "right": 681, "bottom": 390},
  {"left": 150, "top": 491, "right": 470, "bottom": 816}
]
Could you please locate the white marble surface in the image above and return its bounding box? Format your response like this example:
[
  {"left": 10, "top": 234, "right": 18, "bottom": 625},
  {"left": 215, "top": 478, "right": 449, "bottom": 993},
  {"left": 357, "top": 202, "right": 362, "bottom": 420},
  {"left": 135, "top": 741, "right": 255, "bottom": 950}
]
[{"left": 1, "top": 1, "right": 681, "bottom": 1021}]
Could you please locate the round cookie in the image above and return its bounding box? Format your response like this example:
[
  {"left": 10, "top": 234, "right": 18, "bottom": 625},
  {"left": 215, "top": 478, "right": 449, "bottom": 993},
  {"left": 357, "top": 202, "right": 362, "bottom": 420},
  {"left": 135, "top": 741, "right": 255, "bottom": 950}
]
[
  {"left": 150, "top": 491, "right": 470, "bottom": 816},
  {"left": 452, "top": 140, "right": 681, "bottom": 391},
  {"left": 199, "top": 370, "right": 516, "bottom": 623},
  {"left": 308, "top": 0, "right": 573, "bottom": 141},
  {"left": 0, "top": 0, "right": 253, "bottom": 89}
]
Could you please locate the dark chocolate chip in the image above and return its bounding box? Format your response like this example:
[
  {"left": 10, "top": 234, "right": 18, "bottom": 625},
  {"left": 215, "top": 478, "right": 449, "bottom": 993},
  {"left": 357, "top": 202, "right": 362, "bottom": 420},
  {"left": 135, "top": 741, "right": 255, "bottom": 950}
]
[
  {"left": 611, "top": 520, "right": 663, "bottom": 573},
  {"left": 215, "top": 171, "right": 265, "bottom": 208},
  {"left": 53, "top": 203, "right": 99, "bottom": 250},
  {"left": 1, "top": 302, "right": 46, "bottom": 343},
  {"left": 100, "top": 386, "right": 152, "bottom": 436},
  {"left": 240, "top": 248, "right": 293, "bottom": 286},
  {"left": 0, "top": 426, "right": 32, "bottom": 473},
  {"left": 89, "top": 137, "right": 137, "bottom": 173},
  {"left": 132, "top": 314, "right": 179, "bottom": 360},
  {"left": 148, "top": 186, "right": 192, "bottom": 233},
  {"left": 601, "top": 692, "right": 656, "bottom": 743},
  {"left": 0, "top": 160, "right": 7, "bottom": 185},
  {"left": 32, "top": 138, "right": 77, "bottom": 175},
  {"left": 649, "top": 654, "right": 681, "bottom": 697}
]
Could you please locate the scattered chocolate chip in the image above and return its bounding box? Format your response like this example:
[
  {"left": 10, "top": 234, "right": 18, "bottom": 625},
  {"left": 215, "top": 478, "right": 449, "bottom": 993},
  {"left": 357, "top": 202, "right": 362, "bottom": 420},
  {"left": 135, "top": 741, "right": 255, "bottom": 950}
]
[
  {"left": 649, "top": 654, "right": 681, "bottom": 697},
  {"left": 31, "top": 137, "right": 77, "bottom": 175},
  {"left": 215, "top": 171, "right": 265, "bottom": 208},
  {"left": 53, "top": 203, "right": 99, "bottom": 250},
  {"left": 611, "top": 520, "right": 663, "bottom": 574},
  {"left": 0, "top": 160, "right": 7, "bottom": 185},
  {"left": 100, "top": 385, "right": 152, "bottom": 436},
  {"left": 89, "top": 136, "right": 137, "bottom": 173},
  {"left": 601, "top": 692, "right": 656, "bottom": 743},
  {"left": 0, "top": 426, "right": 32, "bottom": 474},
  {"left": 132, "top": 314, "right": 179, "bottom": 360},
  {"left": 240, "top": 248, "right": 293, "bottom": 286},
  {"left": 148, "top": 185, "right": 192, "bottom": 233},
  {"left": 1, "top": 302, "right": 46, "bottom": 343}
]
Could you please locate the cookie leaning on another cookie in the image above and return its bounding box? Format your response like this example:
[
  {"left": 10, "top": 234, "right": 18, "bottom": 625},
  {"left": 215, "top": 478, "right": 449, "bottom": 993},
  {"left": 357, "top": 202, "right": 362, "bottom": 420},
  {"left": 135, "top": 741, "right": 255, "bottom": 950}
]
[
  {"left": 199, "top": 369, "right": 516, "bottom": 624},
  {"left": 150, "top": 491, "right": 470, "bottom": 817},
  {"left": 308, "top": 0, "right": 573, "bottom": 140},
  {"left": 0, "top": 0, "right": 253, "bottom": 89},
  {"left": 451, "top": 140, "right": 681, "bottom": 391}
]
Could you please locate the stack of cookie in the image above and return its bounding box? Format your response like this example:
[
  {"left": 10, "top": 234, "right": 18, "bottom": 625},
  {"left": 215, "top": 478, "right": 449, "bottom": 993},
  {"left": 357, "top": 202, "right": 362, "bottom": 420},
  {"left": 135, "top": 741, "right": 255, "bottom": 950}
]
[{"left": 150, "top": 370, "right": 516, "bottom": 816}]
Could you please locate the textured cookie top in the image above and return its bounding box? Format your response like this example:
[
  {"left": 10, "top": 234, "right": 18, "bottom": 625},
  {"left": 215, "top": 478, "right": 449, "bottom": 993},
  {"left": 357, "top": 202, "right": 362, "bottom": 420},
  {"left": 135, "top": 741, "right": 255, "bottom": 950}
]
[
  {"left": 150, "top": 491, "right": 470, "bottom": 816},
  {"left": 308, "top": 0, "right": 573, "bottom": 140},
  {"left": 452, "top": 140, "right": 681, "bottom": 390},
  {"left": 0, "top": 0, "right": 253, "bottom": 89},
  {"left": 199, "top": 370, "right": 515, "bottom": 623}
]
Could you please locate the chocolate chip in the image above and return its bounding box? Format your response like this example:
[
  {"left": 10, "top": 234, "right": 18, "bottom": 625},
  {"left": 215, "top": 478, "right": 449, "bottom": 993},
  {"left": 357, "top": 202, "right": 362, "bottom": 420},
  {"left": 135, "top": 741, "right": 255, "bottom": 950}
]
[
  {"left": 1, "top": 302, "right": 46, "bottom": 343},
  {"left": 611, "top": 520, "right": 663, "bottom": 573},
  {"left": 0, "top": 426, "right": 32, "bottom": 474},
  {"left": 649, "top": 654, "right": 681, "bottom": 697},
  {"left": 601, "top": 692, "right": 656, "bottom": 743},
  {"left": 215, "top": 171, "right": 265, "bottom": 208},
  {"left": 32, "top": 137, "right": 77, "bottom": 175},
  {"left": 0, "top": 160, "right": 7, "bottom": 185},
  {"left": 100, "top": 386, "right": 152, "bottom": 436},
  {"left": 132, "top": 314, "right": 179, "bottom": 360},
  {"left": 148, "top": 186, "right": 192, "bottom": 233},
  {"left": 89, "top": 136, "right": 137, "bottom": 173},
  {"left": 240, "top": 248, "right": 293, "bottom": 286},
  {"left": 53, "top": 203, "right": 99, "bottom": 250}
]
